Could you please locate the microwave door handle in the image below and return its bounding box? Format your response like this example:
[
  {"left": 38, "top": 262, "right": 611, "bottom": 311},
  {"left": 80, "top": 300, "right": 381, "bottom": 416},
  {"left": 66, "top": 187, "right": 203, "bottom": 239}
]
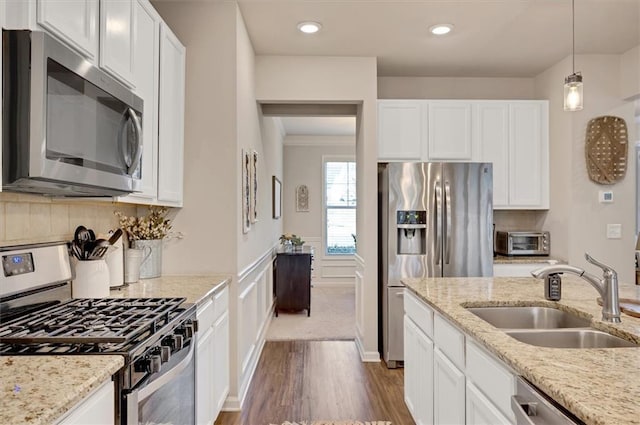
[{"left": 126, "top": 108, "right": 143, "bottom": 176}]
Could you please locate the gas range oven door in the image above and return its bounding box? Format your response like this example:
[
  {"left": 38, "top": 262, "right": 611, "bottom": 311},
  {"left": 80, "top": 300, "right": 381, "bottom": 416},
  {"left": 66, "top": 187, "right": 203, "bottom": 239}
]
[{"left": 124, "top": 339, "right": 195, "bottom": 425}]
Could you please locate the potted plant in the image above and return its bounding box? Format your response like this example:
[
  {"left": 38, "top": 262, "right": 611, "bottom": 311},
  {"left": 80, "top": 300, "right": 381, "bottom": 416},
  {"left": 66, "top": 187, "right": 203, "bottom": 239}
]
[
  {"left": 115, "top": 206, "right": 173, "bottom": 279},
  {"left": 279, "top": 233, "right": 305, "bottom": 252}
]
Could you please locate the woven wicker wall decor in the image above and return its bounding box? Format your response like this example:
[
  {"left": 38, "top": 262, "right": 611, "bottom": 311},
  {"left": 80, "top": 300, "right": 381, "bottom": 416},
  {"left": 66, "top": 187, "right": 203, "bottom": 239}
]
[{"left": 585, "top": 115, "right": 628, "bottom": 184}]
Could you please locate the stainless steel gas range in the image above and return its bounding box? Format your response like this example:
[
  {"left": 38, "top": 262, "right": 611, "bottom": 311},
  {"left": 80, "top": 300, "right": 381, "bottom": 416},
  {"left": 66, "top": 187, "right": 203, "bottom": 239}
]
[{"left": 0, "top": 242, "right": 198, "bottom": 425}]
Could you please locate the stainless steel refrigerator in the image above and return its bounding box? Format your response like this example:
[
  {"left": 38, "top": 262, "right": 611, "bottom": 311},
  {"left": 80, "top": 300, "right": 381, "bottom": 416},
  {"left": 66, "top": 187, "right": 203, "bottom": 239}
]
[{"left": 379, "top": 162, "right": 493, "bottom": 368}]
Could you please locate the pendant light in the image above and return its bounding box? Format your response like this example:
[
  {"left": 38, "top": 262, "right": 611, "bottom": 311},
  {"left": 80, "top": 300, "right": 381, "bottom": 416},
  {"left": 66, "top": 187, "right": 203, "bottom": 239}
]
[{"left": 564, "top": 0, "right": 583, "bottom": 111}]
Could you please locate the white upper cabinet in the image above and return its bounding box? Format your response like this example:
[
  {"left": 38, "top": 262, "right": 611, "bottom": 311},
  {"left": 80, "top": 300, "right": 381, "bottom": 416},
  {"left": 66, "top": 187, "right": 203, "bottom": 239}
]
[
  {"left": 509, "top": 102, "right": 549, "bottom": 208},
  {"left": 476, "top": 100, "right": 549, "bottom": 209},
  {"left": 118, "top": 0, "right": 159, "bottom": 204},
  {"left": 99, "top": 0, "right": 135, "bottom": 87},
  {"left": 157, "top": 23, "right": 186, "bottom": 206},
  {"left": 426, "top": 101, "right": 472, "bottom": 161},
  {"left": 475, "top": 102, "right": 510, "bottom": 208},
  {"left": 37, "top": 0, "right": 99, "bottom": 60},
  {"left": 378, "top": 101, "right": 424, "bottom": 161},
  {"left": 377, "top": 99, "right": 549, "bottom": 208}
]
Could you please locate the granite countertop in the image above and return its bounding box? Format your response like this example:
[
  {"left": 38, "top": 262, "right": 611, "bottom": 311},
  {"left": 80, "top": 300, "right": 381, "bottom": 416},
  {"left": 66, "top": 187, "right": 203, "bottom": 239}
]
[
  {"left": 403, "top": 276, "right": 640, "bottom": 425},
  {"left": 493, "top": 254, "right": 565, "bottom": 264},
  {"left": 109, "top": 274, "right": 231, "bottom": 304},
  {"left": 1, "top": 275, "right": 230, "bottom": 425},
  {"left": 0, "top": 356, "right": 123, "bottom": 425}
]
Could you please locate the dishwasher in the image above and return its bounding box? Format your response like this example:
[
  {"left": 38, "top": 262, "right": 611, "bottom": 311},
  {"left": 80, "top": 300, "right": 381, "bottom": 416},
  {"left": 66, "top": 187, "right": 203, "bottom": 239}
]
[{"left": 512, "top": 377, "right": 585, "bottom": 425}]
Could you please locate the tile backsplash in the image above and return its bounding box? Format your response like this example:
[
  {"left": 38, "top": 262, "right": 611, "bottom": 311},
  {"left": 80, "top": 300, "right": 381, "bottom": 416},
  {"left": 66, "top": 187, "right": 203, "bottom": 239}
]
[
  {"left": 0, "top": 192, "right": 137, "bottom": 247},
  {"left": 494, "top": 210, "right": 548, "bottom": 231}
]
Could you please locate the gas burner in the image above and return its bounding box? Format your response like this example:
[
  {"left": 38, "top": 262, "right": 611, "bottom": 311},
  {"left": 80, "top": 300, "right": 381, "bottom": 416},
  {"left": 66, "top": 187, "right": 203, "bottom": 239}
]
[{"left": 0, "top": 297, "right": 187, "bottom": 347}]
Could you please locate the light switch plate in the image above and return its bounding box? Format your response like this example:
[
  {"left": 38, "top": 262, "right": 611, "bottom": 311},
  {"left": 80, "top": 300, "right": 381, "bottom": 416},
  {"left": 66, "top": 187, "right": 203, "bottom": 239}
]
[
  {"left": 607, "top": 224, "right": 622, "bottom": 239},
  {"left": 599, "top": 190, "right": 614, "bottom": 203}
]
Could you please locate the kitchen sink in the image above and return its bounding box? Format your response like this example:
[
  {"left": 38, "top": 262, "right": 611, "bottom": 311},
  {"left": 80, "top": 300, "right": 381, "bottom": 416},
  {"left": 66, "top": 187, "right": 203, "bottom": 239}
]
[
  {"left": 505, "top": 329, "right": 638, "bottom": 348},
  {"left": 467, "top": 306, "right": 591, "bottom": 329}
]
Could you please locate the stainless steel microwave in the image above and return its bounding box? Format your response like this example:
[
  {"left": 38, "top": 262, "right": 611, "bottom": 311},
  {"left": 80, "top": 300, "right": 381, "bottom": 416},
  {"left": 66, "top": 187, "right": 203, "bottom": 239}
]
[
  {"left": 495, "top": 231, "right": 550, "bottom": 256},
  {"left": 2, "top": 30, "right": 143, "bottom": 196}
]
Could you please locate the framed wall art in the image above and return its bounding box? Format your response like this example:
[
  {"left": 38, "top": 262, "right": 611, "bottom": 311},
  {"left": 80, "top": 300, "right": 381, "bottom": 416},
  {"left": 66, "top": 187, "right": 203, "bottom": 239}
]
[
  {"left": 250, "top": 150, "right": 258, "bottom": 223},
  {"left": 242, "top": 149, "right": 251, "bottom": 234},
  {"left": 272, "top": 176, "right": 282, "bottom": 219},
  {"left": 296, "top": 184, "right": 309, "bottom": 212}
]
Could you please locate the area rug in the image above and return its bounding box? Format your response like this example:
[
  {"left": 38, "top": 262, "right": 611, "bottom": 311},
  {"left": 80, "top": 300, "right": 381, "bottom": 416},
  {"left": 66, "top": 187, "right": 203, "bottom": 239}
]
[
  {"left": 266, "top": 286, "right": 355, "bottom": 341},
  {"left": 273, "top": 422, "right": 392, "bottom": 425}
]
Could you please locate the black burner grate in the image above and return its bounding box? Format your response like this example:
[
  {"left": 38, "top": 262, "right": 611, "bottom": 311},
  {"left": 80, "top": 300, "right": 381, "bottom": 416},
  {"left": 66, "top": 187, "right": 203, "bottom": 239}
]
[{"left": 0, "top": 297, "right": 186, "bottom": 347}]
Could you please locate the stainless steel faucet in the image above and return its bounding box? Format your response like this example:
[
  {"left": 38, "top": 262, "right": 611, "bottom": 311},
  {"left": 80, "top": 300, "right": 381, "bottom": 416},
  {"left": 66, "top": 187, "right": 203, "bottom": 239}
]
[{"left": 531, "top": 253, "right": 621, "bottom": 323}]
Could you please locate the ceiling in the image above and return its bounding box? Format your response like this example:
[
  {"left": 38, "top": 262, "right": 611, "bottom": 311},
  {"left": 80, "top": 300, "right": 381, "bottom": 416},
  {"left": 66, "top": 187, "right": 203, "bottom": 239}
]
[
  {"left": 279, "top": 117, "right": 356, "bottom": 137},
  {"left": 238, "top": 0, "right": 640, "bottom": 78}
]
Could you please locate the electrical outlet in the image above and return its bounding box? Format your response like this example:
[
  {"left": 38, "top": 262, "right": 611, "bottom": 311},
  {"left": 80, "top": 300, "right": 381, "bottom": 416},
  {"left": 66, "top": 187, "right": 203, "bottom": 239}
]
[{"left": 606, "top": 224, "right": 622, "bottom": 239}]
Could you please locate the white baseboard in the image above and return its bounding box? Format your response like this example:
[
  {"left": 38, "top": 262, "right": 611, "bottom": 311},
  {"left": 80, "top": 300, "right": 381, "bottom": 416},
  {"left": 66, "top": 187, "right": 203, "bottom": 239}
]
[
  {"left": 355, "top": 335, "right": 380, "bottom": 362},
  {"left": 221, "top": 396, "right": 241, "bottom": 411},
  {"left": 311, "top": 281, "right": 355, "bottom": 288}
]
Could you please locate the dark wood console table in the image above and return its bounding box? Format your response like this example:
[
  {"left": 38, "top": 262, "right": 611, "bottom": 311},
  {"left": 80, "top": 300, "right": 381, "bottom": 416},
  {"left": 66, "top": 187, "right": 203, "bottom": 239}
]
[{"left": 274, "top": 246, "right": 314, "bottom": 317}]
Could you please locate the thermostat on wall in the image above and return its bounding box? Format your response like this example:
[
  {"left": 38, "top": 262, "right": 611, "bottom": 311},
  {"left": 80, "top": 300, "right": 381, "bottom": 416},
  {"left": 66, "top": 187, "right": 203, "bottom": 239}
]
[{"left": 599, "top": 190, "right": 614, "bottom": 203}]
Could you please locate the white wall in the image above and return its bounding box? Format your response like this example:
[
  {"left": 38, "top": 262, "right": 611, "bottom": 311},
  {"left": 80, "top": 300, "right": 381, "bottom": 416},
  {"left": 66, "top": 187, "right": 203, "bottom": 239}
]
[
  {"left": 153, "top": 1, "right": 238, "bottom": 276},
  {"left": 153, "top": 1, "right": 284, "bottom": 411},
  {"left": 535, "top": 53, "right": 638, "bottom": 283},
  {"left": 378, "top": 76, "right": 535, "bottom": 99},
  {"left": 283, "top": 137, "right": 356, "bottom": 285},
  {"left": 255, "top": 55, "right": 380, "bottom": 360}
]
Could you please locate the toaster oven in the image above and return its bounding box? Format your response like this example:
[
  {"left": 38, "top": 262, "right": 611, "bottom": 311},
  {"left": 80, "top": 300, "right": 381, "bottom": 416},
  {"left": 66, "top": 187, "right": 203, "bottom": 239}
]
[{"left": 495, "top": 231, "right": 550, "bottom": 256}]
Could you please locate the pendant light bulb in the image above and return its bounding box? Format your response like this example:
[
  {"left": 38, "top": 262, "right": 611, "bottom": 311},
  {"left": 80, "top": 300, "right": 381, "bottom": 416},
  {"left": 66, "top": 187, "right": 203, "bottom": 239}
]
[
  {"left": 564, "top": 0, "right": 583, "bottom": 112},
  {"left": 564, "top": 73, "right": 583, "bottom": 111}
]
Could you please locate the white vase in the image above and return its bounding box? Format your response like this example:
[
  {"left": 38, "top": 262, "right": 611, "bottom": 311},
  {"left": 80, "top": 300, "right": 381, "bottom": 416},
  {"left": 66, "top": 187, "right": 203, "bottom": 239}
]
[{"left": 133, "top": 239, "right": 163, "bottom": 279}]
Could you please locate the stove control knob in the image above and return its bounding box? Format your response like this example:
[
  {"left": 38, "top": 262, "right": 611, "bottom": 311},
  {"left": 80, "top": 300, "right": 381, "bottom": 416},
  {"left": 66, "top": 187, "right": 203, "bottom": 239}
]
[
  {"left": 149, "top": 355, "right": 162, "bottom": 373},
  {"left": 160, "top": 345, "right": 171, "bottom": 363},
  {"left": 135, "top": 355, "right": 162, "bottom": 374},
  {"left": 178, "top": 324, "right": 194, "bottom": 339},
  {"left": 173, "top": 334, "right": 184, "bottom": 350},
  {"left": 162, "top": 334, "right": 184, "bottom": 351}
]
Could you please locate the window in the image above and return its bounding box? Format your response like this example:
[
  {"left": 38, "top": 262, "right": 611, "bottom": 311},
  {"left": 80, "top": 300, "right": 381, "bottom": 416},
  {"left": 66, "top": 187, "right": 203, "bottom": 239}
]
[{"left": 324, "top": 159, "right": 356, "bottom": 255}]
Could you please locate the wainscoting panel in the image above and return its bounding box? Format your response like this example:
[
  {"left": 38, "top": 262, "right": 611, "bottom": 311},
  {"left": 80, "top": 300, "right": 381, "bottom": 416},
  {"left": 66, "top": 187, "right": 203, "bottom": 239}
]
[
  {"left": 304, "top": 236, "right": 355, "bottom": 286},
  {"left": 233, "top": 247, "right": 277, "bottom": 409}
]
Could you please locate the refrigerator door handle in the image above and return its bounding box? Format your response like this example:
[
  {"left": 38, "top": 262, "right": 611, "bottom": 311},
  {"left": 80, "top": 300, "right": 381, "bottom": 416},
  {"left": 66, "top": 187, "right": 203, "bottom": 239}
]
[
  {"left": 435, "top": 181, "right": 442, "bottom": 265},
  {"left": 445, "top": 181, "right": 452, "bottom": 265}
]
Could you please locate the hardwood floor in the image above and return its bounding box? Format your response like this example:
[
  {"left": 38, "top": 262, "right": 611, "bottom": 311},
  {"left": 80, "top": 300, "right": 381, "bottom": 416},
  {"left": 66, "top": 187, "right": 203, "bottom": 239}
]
[{"left": 215, "top": 340, "right": 415, "bottom": 425}]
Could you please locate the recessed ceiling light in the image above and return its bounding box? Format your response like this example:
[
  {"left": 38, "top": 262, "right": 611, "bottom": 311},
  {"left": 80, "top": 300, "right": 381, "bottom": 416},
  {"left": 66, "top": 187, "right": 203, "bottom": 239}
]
[
  {"left": 297, "top": 21, "right": 322, "bottom": 34},
  {"left": 429, "top": 24, "right": 454, "bottom": 36}
]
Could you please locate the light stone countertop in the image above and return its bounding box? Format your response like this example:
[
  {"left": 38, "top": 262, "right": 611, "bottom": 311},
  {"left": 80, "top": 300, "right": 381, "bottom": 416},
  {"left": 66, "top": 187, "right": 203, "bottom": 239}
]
[
  {"left": 403, "top": 275, "right": 640, "bottom": 425},
  {"left": 1, "top": 275, "right": 230, "bottom": 425},
  {"left": 109, "top": 274, "right": 231, "bottom": 304},
  {"left": 0, "top": 355, "right": 123, "bottom": 425}
]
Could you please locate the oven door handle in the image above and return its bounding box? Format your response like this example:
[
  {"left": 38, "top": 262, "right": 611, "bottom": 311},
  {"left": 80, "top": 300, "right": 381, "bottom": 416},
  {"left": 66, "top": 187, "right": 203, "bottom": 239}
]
[{"left": 137, "top": 340, "right": 195, "bottom": 402}]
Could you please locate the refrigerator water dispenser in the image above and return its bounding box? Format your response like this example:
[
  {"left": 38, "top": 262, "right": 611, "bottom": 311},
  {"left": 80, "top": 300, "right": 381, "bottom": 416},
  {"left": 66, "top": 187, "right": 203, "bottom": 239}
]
[{"left": 397, "top": 210, "right": 426, "bottom": 255}]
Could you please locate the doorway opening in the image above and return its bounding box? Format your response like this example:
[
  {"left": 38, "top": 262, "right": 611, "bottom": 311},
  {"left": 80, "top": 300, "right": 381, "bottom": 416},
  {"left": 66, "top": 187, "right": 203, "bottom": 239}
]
[{"left": 261, "top": 103, "right": 358, "bottom": 341}]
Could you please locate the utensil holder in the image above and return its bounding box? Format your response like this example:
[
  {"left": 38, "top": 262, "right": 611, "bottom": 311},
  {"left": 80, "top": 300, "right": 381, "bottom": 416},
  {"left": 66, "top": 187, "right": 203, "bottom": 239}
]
[
  {"left": 72, "top": 259, "right": 110, "bottom": 298},
  {"left": 105, "top": 239, "right": 124, "bottom": 288}
]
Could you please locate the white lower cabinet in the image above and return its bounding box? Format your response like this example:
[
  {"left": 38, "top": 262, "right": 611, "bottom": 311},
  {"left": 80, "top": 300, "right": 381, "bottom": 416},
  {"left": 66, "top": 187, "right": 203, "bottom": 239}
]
[
  {"left": 433, "top": 348, "right": 466, "bottom": 425},
  {"left": 212, "top": 307, "right": 230, "bottom": 413},
  {"left": 404, "top": 315, "right": 434, "bottom": 425},
  {"left": 196, "top": 284, "right": 229, "bottom": 425},
  {"left": 57, "top": 380, "right": 114, "bottom": 425},
  {"left": 404, "top": 290, "right": 517, "bottom": 425},
  {"left": 466, "top": 381, "right": 511, "bottom": 425}
]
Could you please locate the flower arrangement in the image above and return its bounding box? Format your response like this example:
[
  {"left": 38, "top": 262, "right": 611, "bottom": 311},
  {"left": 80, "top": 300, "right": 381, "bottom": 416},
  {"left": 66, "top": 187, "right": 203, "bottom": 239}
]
[
  {"left": 115, "top": 206, "right": 173, "bottom": 242},
  {"left": 279, "top": 233, "right": 305, "bottom": 247}
]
